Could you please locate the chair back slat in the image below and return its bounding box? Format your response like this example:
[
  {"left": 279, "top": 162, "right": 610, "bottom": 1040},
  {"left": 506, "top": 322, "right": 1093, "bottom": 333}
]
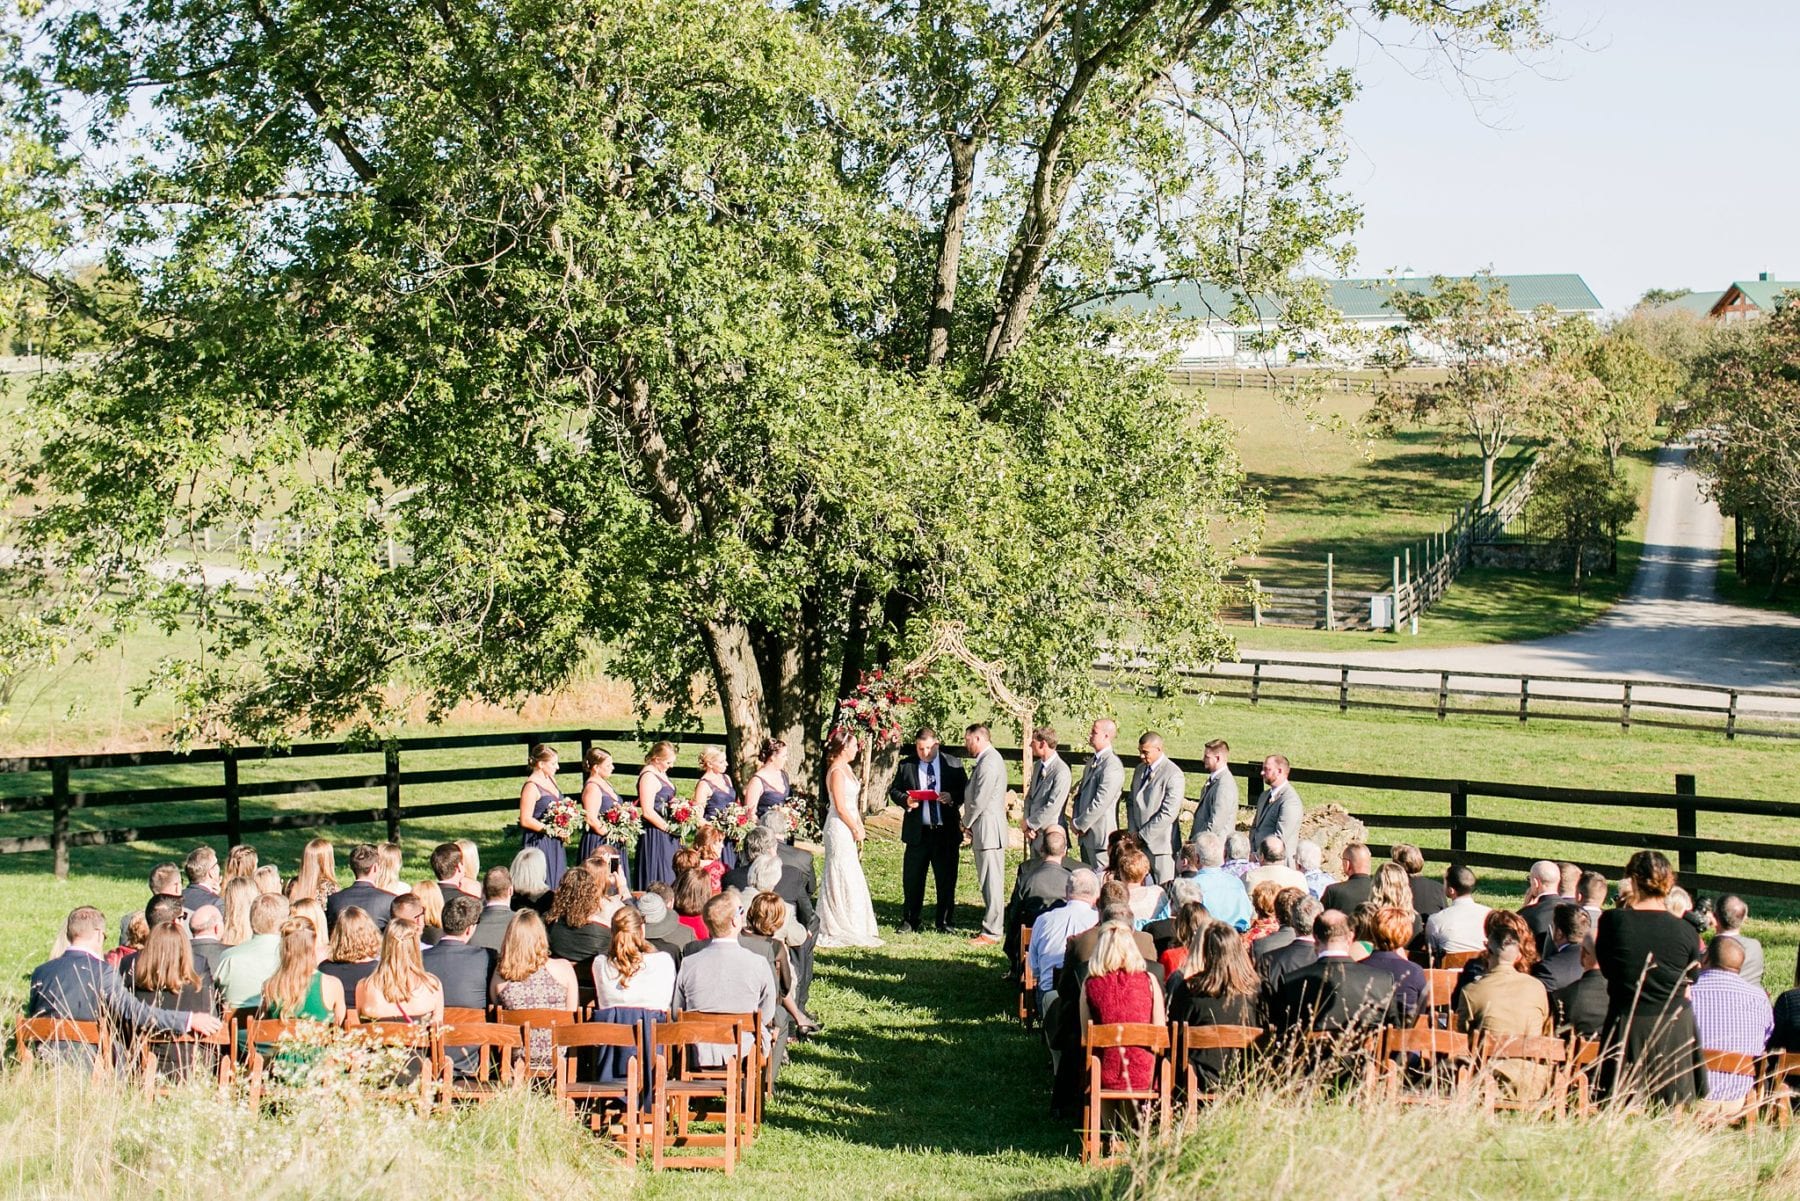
[
  {"left": 552, "top": 1021, "right": 639, "bottom": 1049},
  {"left": 1477, "top": 1033, "right": 1567, "bottom": 1063},
  {"left": 16, "top": 1016, "right": 106, "bottom": 1046},
  {"left": 1179, "top": 1024, "right": 1262, "bottom": 1053},
  {"left": 1379, "top": 1026, "right": 1469, "bottom": 1059},
  {"left": 654, "top": 1017, "right": 740, "bottom": 1049},
  {"left": 439, "top": 1022, "right": 524, "bottom": 1049},
  {"left": 442, "top": 1006, "right": 488, "bottom": 1027},
  {"left": 1085, "top": 1022, "right": 1169, "bottom": 1052},
  {"left": 354, "top": 1020, "right": 435, "bottom": 1047},
  {"left": 1421, "top": 969, "right": 1458, "bottom": 1011},
  {"left": 496, "top": 1008, "right": 580, "bottom": 1029},
  {"left": 1438, "top": 950, "right": 1480, "bottom": 971},
  {"left": 1703, "top": 1049, "right": 1759, "bottom": 1078}
]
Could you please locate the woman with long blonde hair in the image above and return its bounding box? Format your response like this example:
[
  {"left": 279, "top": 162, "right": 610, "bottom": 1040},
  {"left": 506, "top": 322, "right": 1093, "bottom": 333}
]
[
  {"left": 219, "top": 877, "right": 260, "bottom": 947},
  {"left": 321, "top": 905, "right": 382, "bottom": 1002},
  {"left": 372, "top": 842, "right": 405, "bottom": 894},
  {"left": 410, "top": 879, "right": 445, "bottom": 943},
  {"left": 355, "top": 917, "right": 444, "bottom": 1024},
  {"left": 260, "top": 917, "right": 346, "bottom": 1024},
  {"left": 289, "top": 839, "right": 339, "bottom": 904},
  {"left": 222, "top": 844, "right": 259, "bottom": 885},
  {"left": 288, "top": 898, "right": 330, "bottom": 965}
]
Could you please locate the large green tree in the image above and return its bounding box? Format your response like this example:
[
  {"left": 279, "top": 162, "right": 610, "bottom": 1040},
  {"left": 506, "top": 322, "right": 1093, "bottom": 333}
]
[{"left": 0, "top": 0, "right": 1546, "bottom": 774}]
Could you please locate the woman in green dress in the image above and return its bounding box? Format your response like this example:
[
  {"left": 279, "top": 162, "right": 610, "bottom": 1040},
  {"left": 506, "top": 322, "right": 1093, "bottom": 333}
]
[{"left": 258, "top": 917, "right": 346, "bottom": 1075}]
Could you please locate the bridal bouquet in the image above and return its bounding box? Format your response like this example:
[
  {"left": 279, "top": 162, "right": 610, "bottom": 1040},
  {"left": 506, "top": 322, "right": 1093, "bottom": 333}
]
[
  {"left": 540, "top": 795, "right": 584, "bottom": 845},
  {"left": 716, "top": 799, "right": 758, "bottom": 849},
  {"left": 597, "top": 802, "right": 643, "bottom": 845},
  {"left": 666, "top": 797, "right": 704, "bottom": 845}
]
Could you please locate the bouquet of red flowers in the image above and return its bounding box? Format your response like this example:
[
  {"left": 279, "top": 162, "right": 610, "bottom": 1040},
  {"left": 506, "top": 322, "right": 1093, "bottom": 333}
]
[
  {"left": 666, "top": 797, "right": 703, "bottom": 845},
  {"left": 540, "top": 795, "right": 583, "bottom": 845},
  {"left": 716, "top": 799, "right": 758, "bottom": 849},
  {"left": 597, "top": 801, "right": 643, "bottom": 845}
]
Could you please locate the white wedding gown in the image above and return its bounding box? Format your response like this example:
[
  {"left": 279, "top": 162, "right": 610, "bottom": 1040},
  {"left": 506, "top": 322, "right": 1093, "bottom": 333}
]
[{"left": 816, "top": 775, "right": 883, "bottom": 948}]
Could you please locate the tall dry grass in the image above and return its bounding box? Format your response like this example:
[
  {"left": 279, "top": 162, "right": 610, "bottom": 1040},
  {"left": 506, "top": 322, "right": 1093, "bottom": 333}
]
[{"left": 0, "top": 1063, "right": 623, "bottom": 1200}]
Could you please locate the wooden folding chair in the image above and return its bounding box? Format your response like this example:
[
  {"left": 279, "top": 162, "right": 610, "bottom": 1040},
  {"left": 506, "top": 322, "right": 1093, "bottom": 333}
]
[
  {"left": 680, "top": 1011, "right": 765, "bottom": 1146},
  {"left": 1081, "top": 1022, "right": 1172, "bottom": 1166},
  {"left": 496, "top": 1008, "right": 581, "bottom": 1082},
  {"left": 1173, "top": 1023, "right": 1261, "bottom": 1106},
  {"left": 1470, "top": 1033, "right": 1572, "bottom": 1114},
  {"left": 552, "top": 1022, "right": 642, "bottom": 1162},
  {"left": 1438, "top": 950, "right": 1480, "bottom": 971},
  {"left": 442, "top": 1006, "right": 488, "bottom": 1028},
  {"left": 651, "top": 1017, "right": 743, "bottom": 1174},
  {"left": 437, "top": 1022, "right": 526, "bottom": 1108},
  {"left": 1017, "top": 923, "right": 1037, "bottom": 1027},
  {"left": 136, "top": 1022, "right": 234, "bottom": 1095},
  {"left": 1368, "top": 1025, "right": 1470, "bottom": 1103},
  {"left": 1763, "top": 1051, "right": 1800, "bottom": 1128},
  {"left": 1568, "top": 1037, "right": 1601, "bottom": 1116},
  {"left": 15, "top": 1016, "right": 111, "bottom": 1080},
  {"left": 244, "top": 1018, "right": 314, "bottom": 1105},
  {"left": 1415, "top": 969, "right": 1458, "bottom": 1029},
  {"left": 1699, "top": 1050, "right": 1765, "bottom": 1128},
  {"left": 352, "top": 1019, "right": 439, "bottom": 1099}
]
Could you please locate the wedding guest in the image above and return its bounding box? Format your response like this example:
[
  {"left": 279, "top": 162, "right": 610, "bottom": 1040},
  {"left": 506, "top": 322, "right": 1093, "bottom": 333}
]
[
  {"left": 493, "top": 911, "right": 576, "bottom": 1073},
  {"left": 1551, "top": 938, "right": 1608, "bottom": 1038},
  {"left": 429, "top": 843, "right": 475, "bottom": 907},
  {"left": 1368, "top": 862, "right": 1424, "bottom": 948},
  {"left": 742, "top": 892, "right": 820, "bottom": 1037},
  {"left": 1169, "top": 921, "right": 1263, "bottom": 1090},
  {"left": 1596, "top": 850, "right": 1706, "bottom": 1107},
  {"left": 1080, "top": 923, "right": 1166, "bottom": 1092},
  {"left": 289, "top": 839, "right": 339, "bottom": 905},
  {"left": 471, "top": 867, "right": 517, "bottom": 953},
  {"left": 410, "top": 879, "right": 446, "bottom": 946},
  {"left": 673, "top": 894, "right": 780, "bottom": 1077},
  {"left": 594, "top": 907, "right": 677, "bottom": 1012},
  {"left": 356, "top": 917, "right": 444, "bottom": 1025},
  {"left": 577, "top": 748, "right": 632, "bottom": 880},
  {"left": 1246, "top": 837, "right": 1307, "bottom": 894},
  {"left": 29, "top": 908, "right": 218, "bottom": 1064},
  {"left": 1221, "top": 833, "right": 1255, "bottom": 881},
  {"left": 1320, "top": 844, "right": 1375, "bottom": 914},
  {"left": 545, "top": 863, "right": 613, "bottom": 975},
  {"left": 146, "top": 862, "right": 182, "bottom": 912},
  {"left": 693, "top": 746, "right": 741, "bottom": 869},
  {"left": 106, "top": 912, "right": 148, "bottom": 969},
  {"left": 372, "top": 842, "right": 406, "bottom": 895},
  {"left": 321, "top": 906, "right": 382, "bottom": 1003},
  {"left": 326, "top": 844, "right": 398, "bottom": 931},
  {"left": 1690, "top": 936, "right": 1772, "bottom": 1114},
  {"left": 1425, "top": 864, "right": 1490, "bottom": 956},
  {"left": 456, "top": 840, "right": 481, "bottom": 886},
  {"left": 126, "top": 919, "right": 219, "bottom": 1079},
  {"left": 673, "top": 867, "right": 713, "bottom": 942},
  {"left": 743, "top": 737, "right": 793, "bottom": 821},
  {"left": 1257, "top": 894, "right": 1324, "bottom": 998},
  {"left": 508, "top": 847, "right": 554, "bottom": 915},
  {"left": 288, "top": 898, "right": 330, "bottom": 965},
  {"left": 1160, "top": 900, "right": 1212, "bottom": 982},
  {"left": 223, "top": 844, "right": 259, "bottom": 886},
  {"left": 421, "top": 896, "right": 494, "bottom": 1012},
  {"left": 1269, "top": 910, "right": 1399, "bottom": 1037},
  {"left": 1710, "top": 895, "right": 1765, "bottom": 987},
  {"left": 1114, "top": 847, "right": 1162, "bottom": 928},
  {"left": 261, "top": 917, "right": 346, "bottom": 1025},
  {"left": 745, "top": 854, "right": 811, "bottom": 948},
  {"left": 1769, "top": 957, "right": 1800, "bottom": 1052},
  {"left": 635, "top": 890, "right": 696, "bottom": 960},
  {"left": 1245, "top": 881, "right": 1282, "bottom": 946},
  {"left": 1252, "top": 888, "right": 1308, "bottom": 966},
  {"left": 1577, "top": 871, "right": 1609, "bottom": 925},
  {"left": 215, "top": 893, "right": 290, "bottom": 1011},
  {"left": 695, "top": 825, "right": 729, "bottom": 892},
  {"left": 1362, "top": 906, "right": 1427, "bottom": 1025},
  {"left": 188, "top": 905, "right": 227, "bottom": 978},
  {"left": 1027, "top": 870, "right": 1102, "bottom": 1013},
  {"left": 723, "top": 828, "right": 818, "bottom": 931},
  {"left": 1296, "top": 841, "right": 1336, "bottom": 899},
  {"left": 1532, "top": 904, "right": 1590, "bottom": 993},
  {"left": 637, "top": 741, "right": 682, "bottom": 890},
  {"left": 517, "top": 743, "right": 569, "bottom": 891},
  {"left": 253, "top": 865, "right": 282, "bottom": 896},
  {"left": 1391, "top": 844, "right": 1447, "bottom": 918},
  {"left": 219, "top": 877, "right": 260, "bottom": 947},
  {"left": 1455, "top": 911, "right": 1553, "bottom": 1101},
  {"left": 181, "top": 846, "right": 223, "bottom": 915}
]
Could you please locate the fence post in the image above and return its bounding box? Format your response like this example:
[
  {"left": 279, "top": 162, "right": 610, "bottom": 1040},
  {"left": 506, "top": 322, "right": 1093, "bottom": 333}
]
[
  {"left": 1251, "top": 577, "right": 1262, "bottom": 628},
  {"left": 1674, "top": 774, "right": 1696, "bottom": 877},
  {"left": 1325, "top": 555, "right": 1335, "bottom": 632},
  {"left": 384, "top": 747, "right": 402, "bottom": 843},
  {"left": 223, "top": 749, "right": 242, "bottom": 847},
  {"left": 1725, "top": 690, "right": 1738, "bottom": 740},
  {"left": 1436, "top": 671, "right": 1449, "bottom": 720},
  {"left": 1620, "top": 683, "right": 1632, "bottom": 733},
  {"left": 1338, "top": 666, "right": 1350, "bottom": 713},
  {"left": 1391, "top": 557, "right": 1402, "bottom": 632},
  {"left": 1518, "top": 677, "right": 1530, "bottom": 723},
  {"left": 1449, "top": 784, "right": 1467, "bottom": 858},
  {"left": 51, "top": 759, "right": 71, "bottom": 881},
  {"left": 1250, "top": 661, "right": 1262, "bottom": 706}
]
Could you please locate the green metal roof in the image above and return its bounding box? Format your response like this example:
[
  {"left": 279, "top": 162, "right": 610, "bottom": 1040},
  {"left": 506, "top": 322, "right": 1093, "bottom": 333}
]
[
  {"left": 1659, "top": 290, "right": 1725, "bottom": 315},
  {"left": 1721, "top": 279, "right": 1800, "bottom": 312},
  {"left": 1110, "top": 273, "right": 1601, "bottom": 325}
]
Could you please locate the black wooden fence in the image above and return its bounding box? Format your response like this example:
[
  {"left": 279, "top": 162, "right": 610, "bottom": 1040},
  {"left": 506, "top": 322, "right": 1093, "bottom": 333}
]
[{"left": 3, "top": 731, "right": 1795, "bottom": 901}]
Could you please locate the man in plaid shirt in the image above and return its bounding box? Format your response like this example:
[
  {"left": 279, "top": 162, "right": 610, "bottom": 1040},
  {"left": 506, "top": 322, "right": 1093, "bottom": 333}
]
[{"left": 1690, "top": 937, "right": 1773, "bottom": 1106}]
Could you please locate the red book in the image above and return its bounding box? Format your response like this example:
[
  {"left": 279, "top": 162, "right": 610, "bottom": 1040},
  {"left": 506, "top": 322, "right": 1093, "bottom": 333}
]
[{"left": 907, "top": 789, "right": 938, "bottom": 802}]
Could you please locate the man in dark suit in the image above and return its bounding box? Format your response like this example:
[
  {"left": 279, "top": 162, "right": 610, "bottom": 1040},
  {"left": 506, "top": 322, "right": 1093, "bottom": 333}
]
[
  {"left": 180, "top": 845, "right": 222, "bottom": 916},
  {"left": 326, "top": 844, "right": 396, "bottom": 931},
  {"left": 722, "top": 829, "right": 818, "bottom": 931},
  {"left": 1270, "top": 910, "right": 1400, "bottom": 1036},
  {"left": 1517, "top": 860, "right": 1565, "bottom": 948},
  {"left": 188, "top": 904, "right": 227, "bottom": 979},
  {"left": 1003, "top": 827, "right": 1074, "bottom": 969},
  {"left": 470, "top": 867, "right": 516, "bottom": 954},
  {"left": 1320, "top": 843, "right": 1374, "bottom": 914},
  {"left": 430, "top": 842, "right": 478, "bottom": 908},
  {"left": 1390, "top": 844, "right": 1445, "bottom": 918},
  {"left": 1258, "top": 894, "right": 1323, "bottom": 997},
  {"left": 423, "top": 896, "right": 496, "bottom": 1010},
  {"left": 29, "top": 906, "right": 222, "bottom": 1060},
  {"left": 889, "top": 727, "right": 968, "bottom": 933},
  {"left": 1550, "top": 938, "right": 1608, "bottom": 1039},
  {"left": 1531, "top": 904, "right": 1589, "bottom": 993}
]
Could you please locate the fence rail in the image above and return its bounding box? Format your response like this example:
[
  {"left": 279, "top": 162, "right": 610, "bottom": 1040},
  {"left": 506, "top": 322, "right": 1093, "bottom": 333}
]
[
  {"left": 3, "top": 728, "right": 1797, "bottom": 900},
  {"left": 1165, "top": 367, "right": 1406, "bottom": 393}
]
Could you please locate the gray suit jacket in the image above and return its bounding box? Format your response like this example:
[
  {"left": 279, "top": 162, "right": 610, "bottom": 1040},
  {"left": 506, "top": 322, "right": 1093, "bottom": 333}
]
[
  {"left": 1071, "top": 747, "right": 1123, "bottom": 841},
  {"left": 1189, "top": 768, "right": 1239, "bottom": 845},
  {"left": 674, "top": 937, "right": 778, "bottom": 1054},
  {"left": 1248, "top": 782, "right": 1302, "bottom": 857},
  {"left": 963, "top": 746, "right": 1008, "bottom": 852},
  {"left": 1127, "top": 756, "right": 1186, "bottom": 855},
  {"left": 1023, "top": 753, "right": 1071, "bottom": 833},
  {"left": 469, "top": 903, "right": 515, "bottom": 955}
]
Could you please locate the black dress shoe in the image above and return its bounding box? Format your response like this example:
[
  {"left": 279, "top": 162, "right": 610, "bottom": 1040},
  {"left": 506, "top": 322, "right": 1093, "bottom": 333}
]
[
  {"left": 935, "top": 924, "right": 955, "bottom": 935},
  {"left": 897, "top": 921, "right": 917, "bottom": 934}
]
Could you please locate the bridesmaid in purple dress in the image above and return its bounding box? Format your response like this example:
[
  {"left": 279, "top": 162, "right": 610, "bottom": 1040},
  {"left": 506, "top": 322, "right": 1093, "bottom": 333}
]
[
  {"left": 743, "top": 737, "right": 793, "bottom": 821},
  {"left": 577, "top": 747, "right": 633, "bottom": 884},
  {"left": 635, "top": 741, "right": 681, "bottom": 890},
  {"left": 693, "top": 746, "right": 740, "bottom": 870},
  {"left": 517, "top": 744, "right": 568, "bottom": 892}
]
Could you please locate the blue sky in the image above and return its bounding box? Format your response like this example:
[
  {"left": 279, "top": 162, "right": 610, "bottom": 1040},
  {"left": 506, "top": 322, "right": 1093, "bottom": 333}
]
[{"left": 1334, "top": 0, "right": 1797, "bottom": 311}]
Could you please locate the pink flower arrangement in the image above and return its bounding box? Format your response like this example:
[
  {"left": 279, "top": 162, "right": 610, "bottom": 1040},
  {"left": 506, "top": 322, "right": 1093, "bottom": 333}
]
[
  {"left": 830, "top": 668, "right": 916, "bottom": 750},
  {"left": 598, "top": 802, "right": 643, "bottom": 844},
  {"left": 717, "top": 799, "right": 757, "bottom": 849},
  {"left": 541, "top": 795, "right": 583, "bottom": 845},
  {"left": 666, "top": 798, "right": 703, "bottom": 845}
]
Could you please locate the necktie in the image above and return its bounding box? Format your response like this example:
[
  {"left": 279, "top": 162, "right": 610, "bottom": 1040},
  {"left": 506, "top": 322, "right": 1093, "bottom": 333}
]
[{"left": 923, "top": 760, "right": 938, "bottom": 826}]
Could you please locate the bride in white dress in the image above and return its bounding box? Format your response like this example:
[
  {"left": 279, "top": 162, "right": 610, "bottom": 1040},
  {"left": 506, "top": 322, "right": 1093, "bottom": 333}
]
[{"left": 815, "top": 729, "right": 883, "bottom": 948}]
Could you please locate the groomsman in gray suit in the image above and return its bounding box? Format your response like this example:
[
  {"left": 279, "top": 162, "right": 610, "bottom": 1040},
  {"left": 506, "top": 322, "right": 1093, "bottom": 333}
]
[
  {"left": 1126, "top": 732, "right": 1186, "bottom": 883},
  {"left": 1021, "top": 727, "right": 1072, "bottom": 853},
  {"left": 962, "top": 724, "right": 1009, "bottom": 947},
  {"left": 1188, "top": 738, "right": 1238, "bottom": 845},
  {"left": 1248, "top": 754, "right": 1303, "bottom": 865},
  {"left": 1071, "top": 719, "right": 1123, "bottom": 870}
]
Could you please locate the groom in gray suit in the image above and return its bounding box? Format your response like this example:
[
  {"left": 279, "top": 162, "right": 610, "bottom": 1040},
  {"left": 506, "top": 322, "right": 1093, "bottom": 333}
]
[
  {"left": 962, "top": 724, "right": 1009, "bottom": 946},
  {"left": 1248, "top": 754, "right": 1303, "bottom": 865},
  {"left": 1071, "top": 719, "right": 1123, "bottom": 870},
  {"left": 1127, "top": 732, "right": 1186, "bottom": 883},
  {"left": 1188, "top": 738, "right": 1238, "bottom": 845},
  {"left": 1021, "top": 727, "right": 1071, "bottom": 854}
]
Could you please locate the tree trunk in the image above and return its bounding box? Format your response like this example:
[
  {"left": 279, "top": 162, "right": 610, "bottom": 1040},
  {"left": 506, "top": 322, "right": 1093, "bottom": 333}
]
[
  {"left": 924, "top": 135, "right": 978, "bottom": 369},
  {"left": 698, "top": 617, "right": 769, "bottom": 782},
  {"left": 1480, "top": 453, "right": 1496, "bottom": 511}
]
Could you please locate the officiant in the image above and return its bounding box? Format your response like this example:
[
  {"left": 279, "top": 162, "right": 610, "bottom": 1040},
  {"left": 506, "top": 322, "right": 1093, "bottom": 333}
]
[{"left": 890, "top": 727, "right": 968, "bottom": 934}]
